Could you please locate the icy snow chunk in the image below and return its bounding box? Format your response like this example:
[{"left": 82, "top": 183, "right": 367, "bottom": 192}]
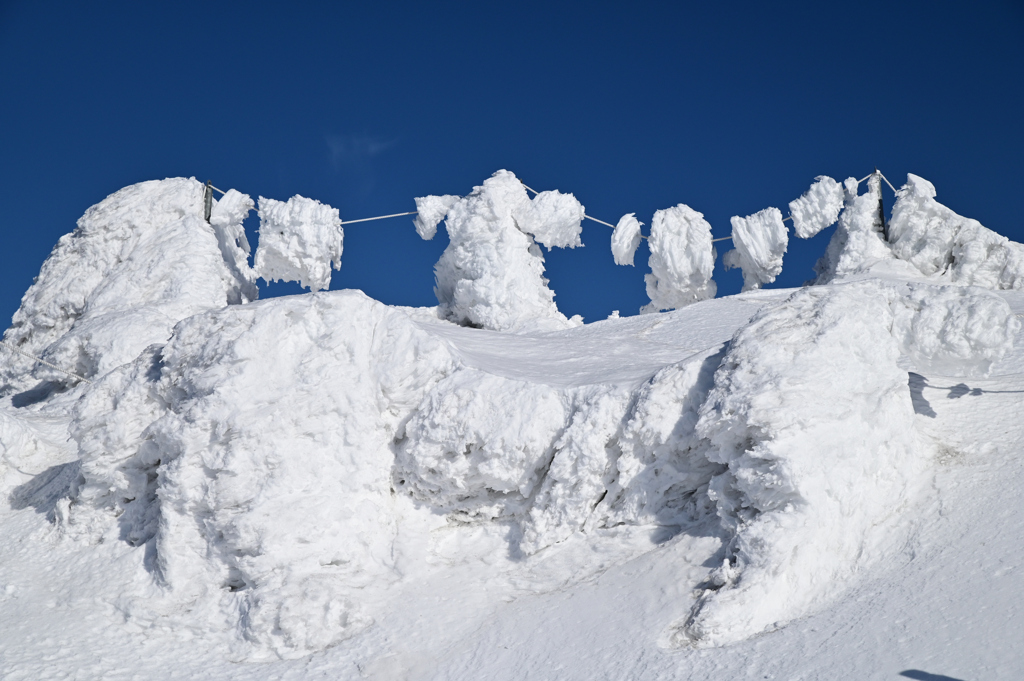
[
  {"left": 788, "top": 176, "right": 844, "bottom": 239},
  {"left": 813, "top": 175, "right": 896, "bottom": 283},
  {"left": 611, "top": 213, "right": 643, "bottom": 266},
  {"left": 890, "top": 283, "right": 1019, "bottom": 377},
  {"left": 432, "top": 170, "right": 576, "bottom": 332},
  {"left": 394, "top": 370, "right": 568, "bottom": 520},
  {"left": 888, "top": 173, "right": 1024, "bottom": 289},
  {"left": 0, "top": 178, "right": 256, "bottom": 393},
  {"left": 641, "top": 204, "right": 717, "bottom": 313},
  {"left": 253, "top": 195, "right": 343, "bottom": 291},
  {"left": 722, "top": 207, "right": 788, "bottom": 291},
  {"left": 676, "top": 281, "right": 926, "bottom": 647},
  {"left": 413, "top": 194, "right": 460, "bottom": 240},
  {"left": 514, "top": 189, "right": 585, "bottom": 250}
]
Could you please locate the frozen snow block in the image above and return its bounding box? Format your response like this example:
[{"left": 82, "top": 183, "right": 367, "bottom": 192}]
[{"left": 254, "top": 195, "right": 343, "bottom": 291}]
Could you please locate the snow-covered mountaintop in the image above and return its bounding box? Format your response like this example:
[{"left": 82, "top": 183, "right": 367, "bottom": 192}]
[{"left": 1, "top": 172, "right": 1021, "bottom": 680}]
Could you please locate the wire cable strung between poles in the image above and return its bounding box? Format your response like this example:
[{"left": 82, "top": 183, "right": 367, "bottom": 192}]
[{"left": 0, "top": 340, "right": 92, "bottom": 384}]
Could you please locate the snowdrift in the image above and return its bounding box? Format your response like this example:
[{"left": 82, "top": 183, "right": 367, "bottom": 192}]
[{"left": 1, "top": 173, "right": 1021, "bottom": 672}]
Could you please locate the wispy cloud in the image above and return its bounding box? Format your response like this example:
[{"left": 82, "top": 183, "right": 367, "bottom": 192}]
[{"left": 326, "top": 133, "right": 398, "bottom": 169}]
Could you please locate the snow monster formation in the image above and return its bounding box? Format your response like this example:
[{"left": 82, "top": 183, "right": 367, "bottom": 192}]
[{"left": 0, "top": 173, "right": 1020, "bottom": 662}]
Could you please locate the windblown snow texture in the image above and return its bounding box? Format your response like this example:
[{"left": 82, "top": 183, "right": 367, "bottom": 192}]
[
  {"left": 723, "top": 207, "right": 788, "bottom": 291},
  {"left": 432, "top": 170, "right": 580, "bottom": 332},
  {"left": 253, "top": 195, "right": 343, "bottom": 291},
  {"left": 0, "top": 178, "right": 256, "bottom": 394},
  {"left": 413, "top": 194, "right": 460, "bottom": 240},
  {"left": 788, "top": 176, "right": 845, "bottom": 239},
  {"left": 888, "top": 174, "right": 1024, "bottom": 289},
  {"left": 642, "top": 204, "right": 717, "bottom": 312},
  {"left": 611, "top": 213, "right": 643, "bottom": 266}
]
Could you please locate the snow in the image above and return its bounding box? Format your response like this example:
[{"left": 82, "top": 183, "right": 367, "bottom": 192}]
[
  {"left": 611, "top": 213, "right": 643, "bottom": 266},
  {"left": 788, "top": 175, "right": 845, "bottom": 238},
  {"left": 722, "top": 206, "right": 788, "bottom": 290},
  {"left": 412, "top": 194, "right": 460, "bottom": 240},
  {"left": 431, "top": 170, "right": 580, "bottom": 332},
  {"left": 889, "top": 173, "right": 1024, "bottom": 289},
  {"left": 0, "top": 178, "right": 256, "bottom": 394},
  {"left": 3, "top": 174, "right": 1024, "bottom": 680},
  {"left": 253, "top": 195, "right": 343, "bottom": 291},
  {"left": 642, "top": 204, "right": 717, "bottom": 313}
]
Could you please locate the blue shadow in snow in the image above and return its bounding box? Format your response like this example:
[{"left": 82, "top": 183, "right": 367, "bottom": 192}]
[{"left": 899, "top": 670, "right": 966, "bottom": 681}]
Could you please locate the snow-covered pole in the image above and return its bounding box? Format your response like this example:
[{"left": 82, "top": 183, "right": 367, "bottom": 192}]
[
  {"left": 874, "top": 168, "right": 888, "bottom": 241},
  {"left": 203, "top": 180, "right": 213, "bottom": 223}
]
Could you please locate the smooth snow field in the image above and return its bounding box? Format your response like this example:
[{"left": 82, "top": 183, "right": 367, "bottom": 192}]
[{"left": 1, "top": 174, "right": 1022, "bottom": 680}]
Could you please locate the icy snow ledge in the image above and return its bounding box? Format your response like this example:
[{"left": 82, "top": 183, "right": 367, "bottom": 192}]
[
  {"left": 642, "top": 204, "right": 717, "bottom": 313},
  {"left": 254, "top": 195, "right": 343, "bottom": 291},
  {"left": 0, "top": 178, "right": 256, "bottom": 394},
  {"left": 723, "top": 207, "right": 788, "bottom": 291},
  {"left": 670, "top": 280, "right": 1016, "bottom": 648},
  {"left": 433, "top": 170, "right": 582, "bottom": 332},
  {"left": 888, "top": 174, "right": 1024, "bottom": 289}
]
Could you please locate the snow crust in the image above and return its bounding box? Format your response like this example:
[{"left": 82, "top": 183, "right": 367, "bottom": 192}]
[
  {"left": 723, "top": 207, "right": 788, "bottom": 291},
  {"left": 888, "top": 173, "right": 1024, "bottom": 289},
  {"left": 413, "top": 194, "right": 460, "bottom": 240},
  {"left": 611, "top": 213, "right": 643, "bottom": 266},
  {"left": 253, "top": 195, "right": 343, "bottom": 291},
  {"left": 788, "top": 175, "right": 844, "bottom": 238},
  {"left": 432, "top": 170, "right": 582, "bottom": 332},
  {"left": 0, "top": 178, "right": 256, "bottom": 394},
  {"left": 642, "top": 204, "right": 717, "bottom": 313}
]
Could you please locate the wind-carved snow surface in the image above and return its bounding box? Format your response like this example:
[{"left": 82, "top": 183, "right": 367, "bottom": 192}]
[
  {"left": 253, "top": 195, "right": 343, "bottom": 291},
  {"left": 0, "top": 178, "right": 256, "bottom": 395},
  {"left": 611, "top": 213, "right": 643, "bottom": 266},
  {"left": 888, "top": 174, "right": 1024, "bottom": 289},
  {"left": 432, "top": 170, "right": 583, "bottom": 332},
  {"left": 413, "top": 194, "right": 460, "bottom": 240},
  {"left": 723, "top": 207, "right": 789, "bottom": 291},
  {"left": 788, "top": 176, "right": 845, "bottom": 239},
  {"left": 642, "top": 204, "right": 717, "bottom": 313}
]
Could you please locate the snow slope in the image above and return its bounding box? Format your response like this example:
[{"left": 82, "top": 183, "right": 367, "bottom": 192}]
[{"left": 1, "top": 175, "right": 1022, "bottom": 680}]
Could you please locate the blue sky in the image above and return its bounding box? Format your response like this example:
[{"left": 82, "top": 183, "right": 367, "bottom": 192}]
[{"left": 1, "top": 0, "right": 1022, "bottom": 326}]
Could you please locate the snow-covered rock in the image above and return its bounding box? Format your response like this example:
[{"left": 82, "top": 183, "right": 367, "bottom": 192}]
[
  {"left": 723, "top": 207, "right": 789, "bottom": 291},
  {"left": 0, "top": 178, "right": 256, "bottom": 394},
  {"left": 611, "top": 213, "right": 643, "bottom": 266},
  {"left": 641, "top": 204, "right": 717, "bottom": 313},
  {"left": 788, "top": 175, "right": 844, "bottom": 239},
  {"left": 253, "top": 195, "right": 343, "bottom": 291}
]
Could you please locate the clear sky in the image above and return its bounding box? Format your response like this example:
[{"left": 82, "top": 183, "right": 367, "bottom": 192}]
[{"left": 1, "top": 0, "right": 1022, "bottom": 326}]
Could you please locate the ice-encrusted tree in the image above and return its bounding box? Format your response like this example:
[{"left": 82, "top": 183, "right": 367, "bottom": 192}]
[{"left": 416, "top": 170, "right": 585, "bottom": 332}]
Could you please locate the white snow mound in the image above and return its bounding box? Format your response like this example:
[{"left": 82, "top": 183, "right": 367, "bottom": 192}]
[
  {"left": 888, "top": 173, "right": 1024, "bottom": 289},
  {"left": 0, "top": 178, "right": 256, "bottom": 393},
  {"left": 723, "top": 207, "right": 789, "bottom": 291},
  {"left": 254, "top": 195, "right": 343, "bottom": 291},
  {"left": 788, "top": 175, "right": 844, "bottom": 239},
  {"left": 642, "top": 204, "right": 717, "bottom": 313}
]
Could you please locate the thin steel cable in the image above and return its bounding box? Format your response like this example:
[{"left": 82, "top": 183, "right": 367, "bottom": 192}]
[{"left": 0, "top": 340, "right": 92, "bottom": 384}]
